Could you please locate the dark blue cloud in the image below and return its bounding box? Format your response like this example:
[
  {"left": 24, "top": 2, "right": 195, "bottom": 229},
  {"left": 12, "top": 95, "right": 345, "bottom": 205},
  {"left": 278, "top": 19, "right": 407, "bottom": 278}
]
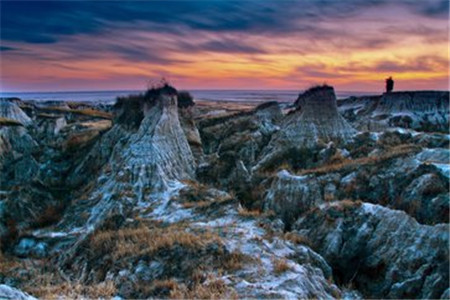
[
  {"left": 408, "top": 0, "right": 449, "bottom": 19},
  {"left": 0, "top": 46, "right": 18, "bottom": 51},
  {"left": 0, "top": 0, "right": 446, "bottom": 47}
]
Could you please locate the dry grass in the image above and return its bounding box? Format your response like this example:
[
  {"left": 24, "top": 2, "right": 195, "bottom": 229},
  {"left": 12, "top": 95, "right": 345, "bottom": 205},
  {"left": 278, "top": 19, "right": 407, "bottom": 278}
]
[
  {"left": 0, "top": 254, "right": 116, "bottom": 300},
  {"left": 65, "top": 130, "right": 100, "bottom": 150},
  {"left": 181, "top": 195, "right": 232, "bottom": 209},
  {"left": 272, "top": 258, "right": 291, "bottom": 275},
  {"left": 221, "top": 251, "right": 254, "bottom": 272},
  {"left": 177, "top": 181, "right": 234, "bottom": 209},
  {"left": 79, "top": 120, "right": 112, "bottom": 131},
  {"left": 37, "top": 113, "right": 61, "bottom": 119},
  {"left": 43, "top": 106, "right": 113, "bottom": 119},
  {"left": 28, "top": 280, "right": 116, "bottom": 299},
  {"left": 238, "top": 207, "right": 275, "bottom": 218},
  {"left": 89, "top": 224, "right": 223, "bottom": 260},
  {"left": 238, "top": 206, "right": 263, "bottom": 217},
  {"left": 330, "top": 199, "right": 363, "bottom": 213},
  {"left": 283, "top": 232, "right": 311, "bottom": 247},
  {"left": 169, "top": 277, "right": 238, "bottom": 300},
  {"left": 0, "top": 117, "right": 23, "bottom": 126},
  {"left": 297, "top": 144, "right": 420, "bottom": 175},
  {"left": 0, "top": 250, "right": 21, "bottom": 274}
]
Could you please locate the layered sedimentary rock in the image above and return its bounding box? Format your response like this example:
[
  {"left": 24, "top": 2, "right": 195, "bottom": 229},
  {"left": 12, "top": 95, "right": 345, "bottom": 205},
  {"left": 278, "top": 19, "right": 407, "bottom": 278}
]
[
  {"left": 198, "top": 101, "right": 282, "bottom": 186},
  {"left": 58, "top": 86, "right": 196, "bottom": 233},
  {"left": 339, "top": 91, "right": 450, "bottom": 132},
  {"left": 263, "top": 170, "right": 322, "bottom": 228},
  {"left": 254, "top": 86, "right": 356, "bottom": 171},
  {"left": 0, "top": 100, "right": 32, "bottom": 126},
  {"left": 294, "top": 202, "right": 449, "bottom": 299},
  {"left": 261, "top": 130, "right": 449, "bottom": 226}
]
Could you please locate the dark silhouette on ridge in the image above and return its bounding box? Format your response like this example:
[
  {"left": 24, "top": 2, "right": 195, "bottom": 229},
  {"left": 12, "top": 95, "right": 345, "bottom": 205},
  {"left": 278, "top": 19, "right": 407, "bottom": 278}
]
[{"left": 385, "top": 76, "right": 394, "bottom": 93}]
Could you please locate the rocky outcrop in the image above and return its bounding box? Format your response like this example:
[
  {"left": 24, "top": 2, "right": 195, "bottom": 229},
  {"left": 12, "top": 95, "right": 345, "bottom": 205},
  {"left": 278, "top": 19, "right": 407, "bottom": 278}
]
[
  {"left": 0, "top": 100, "right": 32, "bottom": 126},
  {"left": 294, "top": 202, "right": 449, "bottom": 299},
  {"left": 0, "top": 284, "right": 37, "bottom": 300},
  {"left": 255, "top": 86, "right": 356, "bottom": 171},
  {"left": 198, "top": 101, "right": 282, "bottom": 186},
  {"left": 259, "top": 128, "right": 449, "bottom": 226},
  {"left": 263, "top": 170, "right": 322, "bottom": 228},
  {"left": 57, "top": 85, "right": 196, "bottom": 237},
  {"left": 339, "top": 91, "right": 449, "bottom": 132}
]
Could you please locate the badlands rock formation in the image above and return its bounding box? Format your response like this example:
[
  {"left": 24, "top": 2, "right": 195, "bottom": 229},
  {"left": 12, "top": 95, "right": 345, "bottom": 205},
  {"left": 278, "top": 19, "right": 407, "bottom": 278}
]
[
  {"left": 0, "top": 84, "right": 448, "bottom": 299},
  {"left": 339, "top": 91, "right": 450, "bottom": 132},
  {"left": 294, "top": 202, "right": 449, "bottom": 299},
  {"left": 255, "top": 85, "right": 356, "bottom": 171}
]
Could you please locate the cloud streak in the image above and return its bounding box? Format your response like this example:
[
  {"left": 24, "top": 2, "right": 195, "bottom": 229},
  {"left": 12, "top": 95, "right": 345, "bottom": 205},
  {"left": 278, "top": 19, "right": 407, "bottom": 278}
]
[{"left": 0, "top": 0, "right": 448, "bottom": 92}]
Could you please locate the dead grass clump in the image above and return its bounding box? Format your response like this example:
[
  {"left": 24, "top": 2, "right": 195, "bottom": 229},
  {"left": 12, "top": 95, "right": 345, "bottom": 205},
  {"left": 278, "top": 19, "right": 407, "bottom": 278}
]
[
  {"left": 169, "top": 277, "right": 238, "bottom": 300},
  {"left": 28, "top": 280, "right": 116, "bottom": 299},
  {"left": 339, "top": 199, "right": 363, "bottom": 210},
  {"left": 43, "top": 106, "right": 113, "bottom": 119},
  {"left": 181, "top": 195, "right": 233, "bottom": 209},
  {"left": 272, "top": 258, "right": 291, "bottom": 275},
  {"left": 177, "top": 181, "right": 234, "bottom": 209},
  {"left": 132, "top": 279, "right": 179, "bottom": 298},
  {"left": 238, "top": 206, "right": 263, "bottom": 217},
  {"left": 283, "top": 232, "right": 311, "bottom": 247},
  {"left": 221, "top": 251, "right": 254, "bottom": 272},
  {"left": 89, "top": 224, "right": 223, "bottom": 261},
  {"left": 2, "top": 257, "right": 115, "bottom": 300}
]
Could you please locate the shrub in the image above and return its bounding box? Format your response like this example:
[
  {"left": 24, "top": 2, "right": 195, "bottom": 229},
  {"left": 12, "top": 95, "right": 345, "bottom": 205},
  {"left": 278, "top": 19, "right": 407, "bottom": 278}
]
[
  {"left": 178, "top": 91, "right": 195, "bottom": 108},
  {"left": 114, "top": 82, "right": 178, "bottom": 129}
]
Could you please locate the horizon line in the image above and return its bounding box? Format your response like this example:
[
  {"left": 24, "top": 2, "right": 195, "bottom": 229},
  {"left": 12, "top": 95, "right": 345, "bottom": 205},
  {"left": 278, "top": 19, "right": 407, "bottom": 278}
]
[{"left": 0, "top": 88, "right": 394, "bottom": 95}]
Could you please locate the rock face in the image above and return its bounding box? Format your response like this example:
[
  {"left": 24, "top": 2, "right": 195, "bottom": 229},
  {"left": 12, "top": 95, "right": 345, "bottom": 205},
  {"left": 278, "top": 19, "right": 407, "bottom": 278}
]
[
  {"left": 198, "top": 101, "right": 282, "bottom": 186},
  {"left": 255, "top": 86, "right": 356, "bottom": 171},
  {"left": 0, "top": 100, "right": 32, "bottom": 126},
  {"left": 0, "top": 284, "right": 37, "bottom": 300},
  {"left": 263, "top": 170, "right": 322, "bottom": 228},
  {"left": 261, "top": 131, "right": 449, "bottom": 226},
  {"left": 339, "top": 91, "right": 450, "bottom": 132},
  {"left": 59, "top": 86, "right": 196, "bottom": 232},
  {"left": 294, "top": 202, "right": 449, "bottom": 299},
  {"left": 286, "top": 85, "right": 356, "bottom": 147}
]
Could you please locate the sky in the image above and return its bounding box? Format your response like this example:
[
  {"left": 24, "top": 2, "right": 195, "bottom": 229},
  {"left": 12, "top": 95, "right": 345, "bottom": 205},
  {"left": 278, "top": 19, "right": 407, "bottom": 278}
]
[{"left": 0, "top": 0, "right": 449, "bottom": 92}]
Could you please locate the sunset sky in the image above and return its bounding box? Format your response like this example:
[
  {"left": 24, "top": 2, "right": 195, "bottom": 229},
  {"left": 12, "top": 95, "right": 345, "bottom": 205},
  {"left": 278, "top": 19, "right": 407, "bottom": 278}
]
[{"left": 1, "top": 0, "right": 448, "bottom": 92}]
